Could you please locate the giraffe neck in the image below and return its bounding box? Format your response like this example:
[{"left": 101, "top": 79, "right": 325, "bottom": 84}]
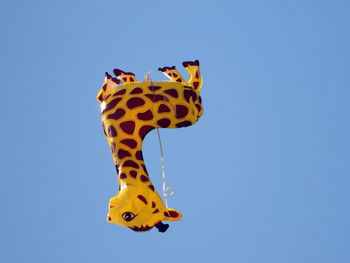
[{"left": 113, "top": 141, "right": 156, "bottom": 192}]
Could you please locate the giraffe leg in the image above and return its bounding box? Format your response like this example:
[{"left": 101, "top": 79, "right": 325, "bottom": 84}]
[
  {"left": 96, "top": 72, "right": 120, "bottom": 102},
  {"left": 182, "top": 60, "right": 202, "bottom": 91},
  {"left": 158, "top": 66, "right": 186, "bottom": 83},
  {"left": 113, "top": 69, "right": 138, "bottom": 84}
]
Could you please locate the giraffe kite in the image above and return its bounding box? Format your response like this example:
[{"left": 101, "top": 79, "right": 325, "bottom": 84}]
[{"left": 96, "top": 60, "right": 204, "bottom": 232}]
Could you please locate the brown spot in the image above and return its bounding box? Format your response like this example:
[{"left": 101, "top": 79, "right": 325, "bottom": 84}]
[
  {"left": 107, "top": 125, "right": 117, "bottom": 137},
  {"left": 105, "top": 94, "right": 111, "bottom": 101},
  {"left": 137, "top": 195, "right": 148, "bottom": 205},
  {"left": 175, "top": 105, "right": 188, "bottom": 118},
  {"left": 176, "top": 121, "right": 192, "bottom": 128},
  {"left": 130, "top": 170, "right": 137, "bottom": 178},
  {"left": 102, "top": 84, "right": 107, "bottom": 91},
  {"left": 152, "top": 201, "right": 156, "bottom": 208},
  {"left": 193, "top": 81, "right": 199, "bottom": 90},
  {"left": 149, "top": 85, "right": 161, "bottom": 91},
  {"left": 184, "top": 89, "right": 195, "bottom": 103},
  {"left": 120, "top": 173, "right": 127, "bottom": 179},
  {"left": 158, "top": 104, "right": 171, "bottom": 113},
  {"left": 145, "top": 94, "right": 168, "bottom": 102},
  {"left": 164, "top": 210, "right": 179, "bottom": 218},
  {"left": 152, "top": 209, "right": 159, "bottom": 214},
  {"left": 109, "top": 205, "right": 114, "bottom": 208},
  {"left": 164, "top": 89, "right": 178, "bottom": 98},
  {"left": 199, "top": 96, "right": 202, "bottom": 104},
  {"left": 98, "top": 93, "right": 104, "bottom": 102},
  {"left": 157, "top": 118, "right": 171, "bottom": 128},
  {"left": 173, "top": 73, "right": 178, "bottom": 77},
  {"left": 102, "top": 97, "right": 122, "bottom": 114},
  {"left": 113, "top": 89, "right": 126, "bottom": 96},
  {"left": 107, "top": 108, "right": 126, "bottom": 120},
  {"left": 120, "top": 121, "right": 135, "bottom": 135},
  {"left": 118, "top": 149, "right": 132, "bottom": 159},
  {"left": 176, "top": 78, "right": 182, "bottom": 82},
  {"left": 123, "top": 160, "right": 139, "bottom": 169},
  {"left": 130, "top": 87, "right": 143, "bottom": 94},
  {"left": 139, "top": 125, "right": 154, "bottom": 140},
  {"left": 115, "top": 164, "right": 120, "bottom": 174},
  {"left": 120, "top": 139, "right": 137, "bottom": 149},
  {"left": 149, "top": 185, "right": 155, "bottom": 191},
  {"left": 135, "top": 151, "right": 143, "bottom": 160},
  {"left": 129, "top": 77, "right": 135, "bottom": 82},
  {"left": 196, "top": 104, "right": 202, "bottom": 112},
  {"left": 137, "top": 110, "right": 153, "bottom": 121},
  {"left": 127, "top": 97, "right": 145, "bottom": 109},
  {"left": 108, "top": 217, "right": 112, "bottom": 221},
  {"left": 195, "top": 71, "right": 200, "bottom": 78},
  {"left": 140, "top": 175, "right": 149, "bottom": 182},
  {"left": 122, "top": 77, "right": 127, "bottom": 82}
]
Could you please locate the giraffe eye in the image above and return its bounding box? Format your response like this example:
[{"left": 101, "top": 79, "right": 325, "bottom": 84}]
[{"left": 122, "top": 212, "right": 135, "bottom": 222}]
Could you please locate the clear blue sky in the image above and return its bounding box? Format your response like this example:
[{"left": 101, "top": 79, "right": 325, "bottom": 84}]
[{"left": 1, "top": 0, "right": 349, "bottom": 262}]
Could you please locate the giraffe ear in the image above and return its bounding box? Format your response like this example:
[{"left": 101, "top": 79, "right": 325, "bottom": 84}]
[{"left": 164, "top": 208, "right": 182, "bottom": 222}]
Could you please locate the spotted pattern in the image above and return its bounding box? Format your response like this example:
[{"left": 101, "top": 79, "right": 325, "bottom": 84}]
[
  {"left": 175, "top": 105, "right": 188, "bottom": 118},
  {"left": 130, "top": 170, "right": 137, "bottom": 178},
  {"left": 135, "top": 151, "right": 143, "bottom": 160},
  {"left": 137, "top": 110, "right": 153, "bottom": 121},
  {"left": 120, "top": 139, "right": 137, "bottom": 149},
  {"left": 123, "top": 160, "right": 139, "bottom": 169},
  {"left": 99, "top": 61, "right": 204, "bottom": 227},
  {"left": 140, "top": 175, "right": 149, "bottom": 182},
  {"left": 148, "top": 85, "right": 161, "bottom": 91},
  {"left": 113, "top": 89, "right": 126, "bottom": 96},
  {"left": 107, "top": 125, "right": 117, "bottom": 137},
  {"left": 158, "top": 104, "right": 170, "bottom": 113},
  {"left": 120, "top": 121, "right": 135, "bottom": 135},
  {"left": 102, "top": 97, "right": 122, "bottom": 114},
  {"left": 139, "top": 125, "right": 154, "bottom": 139},
  {"left": 145, "top": 94, "right": 168, "bottom": 102},
  {"left": 118, "top": 149, "right": 131, "bottom": 159},
  {"left": 130, "top": 87, "right": 143, "bottom": 94},
  {"left": 157, "top": 118, "right": 171, "bottom": 128},
  {"left": 176, "top": 121, "right": 192, "bottom": 128},
  {"left": 137, "top": 195, "right": 148, "bottom": 205},
  {"left": 107, "top": 108, "right": 125, "bottom": 120},
  {"left": 164, "top": 89, "right": 178, "bottom": 98},
  {"left": 127, "top": 97, "right": 145, "bottom": 109}
]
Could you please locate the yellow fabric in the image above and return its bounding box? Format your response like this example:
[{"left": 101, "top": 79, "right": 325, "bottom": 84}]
[{"left": 96, "top": 60, "right": 203, "bottom": 232}]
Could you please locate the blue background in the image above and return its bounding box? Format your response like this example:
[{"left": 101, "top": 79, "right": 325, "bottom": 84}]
[{"left": 1, "top": 0, "right": 349, "bottom": 262}]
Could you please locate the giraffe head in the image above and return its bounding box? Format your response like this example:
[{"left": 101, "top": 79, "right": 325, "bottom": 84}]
[{"left": 107, "top": 184, "right": 182, "bottom": 232}]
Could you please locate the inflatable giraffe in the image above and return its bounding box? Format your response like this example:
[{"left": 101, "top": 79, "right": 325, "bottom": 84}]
[{"left": 96, "top": 60, "right": 203, "bottom": 232}]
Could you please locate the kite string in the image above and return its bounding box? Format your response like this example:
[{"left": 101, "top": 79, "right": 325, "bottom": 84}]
[{"left": 146, "top": 73, "right": 174, "bottom": 208}]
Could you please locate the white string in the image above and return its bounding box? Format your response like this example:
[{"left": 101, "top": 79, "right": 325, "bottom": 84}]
[
  {"left": 156, "top": 128, "right": 174, "bottom": 209},
  {"left": 146, "top": 73, "right": 174, "bottom": 208}
]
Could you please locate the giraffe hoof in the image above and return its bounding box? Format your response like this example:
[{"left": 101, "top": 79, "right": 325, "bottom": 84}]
[{"left": 155, "top": 222, "right": 169, "bottom": 233}]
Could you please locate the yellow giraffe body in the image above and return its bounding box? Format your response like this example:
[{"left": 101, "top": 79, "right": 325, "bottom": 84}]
[{"left": 96, "top": 60, "right": 203, "bottom": 232}]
